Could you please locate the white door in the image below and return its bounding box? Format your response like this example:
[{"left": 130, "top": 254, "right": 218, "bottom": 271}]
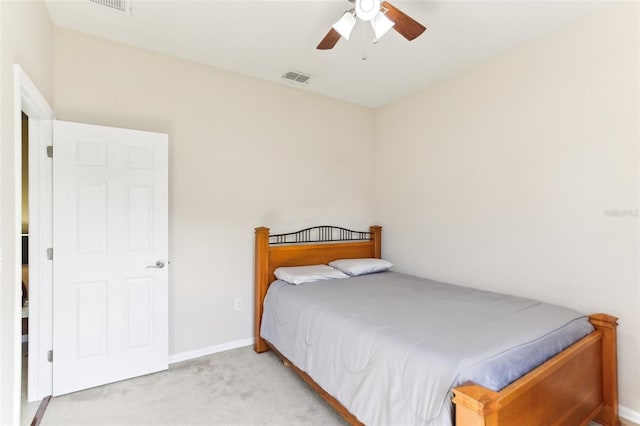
[{"left": 52, "top": 121, "right": 168, "bottom": 396}]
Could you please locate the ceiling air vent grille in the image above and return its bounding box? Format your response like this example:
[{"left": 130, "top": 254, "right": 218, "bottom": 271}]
[
  {"left": 89, "top": 0, "right": 131, "bottom": 14},
  {"left": 282, "top": 71, "right": 311, "bottom": 85}
]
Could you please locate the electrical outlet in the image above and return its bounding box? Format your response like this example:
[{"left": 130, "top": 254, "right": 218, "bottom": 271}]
[{"left": 234, "top": 298, "right": 242, "bottom": 311}]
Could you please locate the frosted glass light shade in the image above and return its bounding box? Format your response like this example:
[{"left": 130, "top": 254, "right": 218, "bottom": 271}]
[
  {"left": 355, "top": 0, "right": 381, "bottom": 21},
  {"left": 371, "top": 12, "right": 395, "bottom": 41},
  {"left": 332, "top": 12, "right": 357, "bottom": 40}
]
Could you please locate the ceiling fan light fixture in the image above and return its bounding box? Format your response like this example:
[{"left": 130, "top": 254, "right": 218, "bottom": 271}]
[
  {"left": 371, "top": 12, "right": 394, "bottom": 41},
  {"left": 332, "top": 11, "right": 357, "bottom": 40},
  {"left": 317, "top": 0, "right": 426, "bottom": 51},
  {"left": 355, "top": 0, "right": 381, "bottom": 21}
]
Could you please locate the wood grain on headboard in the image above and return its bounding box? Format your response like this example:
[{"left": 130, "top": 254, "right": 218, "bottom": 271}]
[{"left": 254, "top": 225, "right": 381, "bottom": 353}]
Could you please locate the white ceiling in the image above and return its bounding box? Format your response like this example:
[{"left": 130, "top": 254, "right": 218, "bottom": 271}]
[{"left": 44, "top": 0, "right": 612, "bottom": 108}]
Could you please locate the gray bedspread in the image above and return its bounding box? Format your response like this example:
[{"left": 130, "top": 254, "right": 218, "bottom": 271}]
[{"left": 260, "top": 271, "right": 593, "bottom": 426}]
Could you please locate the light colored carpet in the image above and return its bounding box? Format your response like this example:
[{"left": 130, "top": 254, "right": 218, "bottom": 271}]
[
  {"left": 20, "top": 346, "right": 639, "bottom": 426},
  {"left": 24, "top": 346, "right": 346, "bottom": 426}
]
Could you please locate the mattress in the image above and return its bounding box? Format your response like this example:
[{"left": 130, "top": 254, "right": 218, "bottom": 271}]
[{"left": 260, "top": 271, "right": 594, "bottom": 426}]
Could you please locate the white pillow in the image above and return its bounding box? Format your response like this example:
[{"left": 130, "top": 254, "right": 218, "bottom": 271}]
[
  {"left": 274, "top": 264, "right": 348, "bottom": 285},
  {"left": 328, "top": 258, "right": 393, "bottom": 277}
]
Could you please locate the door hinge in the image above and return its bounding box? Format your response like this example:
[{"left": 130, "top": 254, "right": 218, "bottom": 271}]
[
  {"left": 46, "top": 247, "right": 53, "bottom": 260},
  {"left": 46, "top": 145, "right": 53, "bottom": 158},
  {"left": 47, "top": 350, "right": 53, "bottom": 363}
]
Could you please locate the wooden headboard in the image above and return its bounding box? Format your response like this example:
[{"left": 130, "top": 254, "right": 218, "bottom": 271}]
[{"left": 254, "top": 225, "right": 382, "bottom": 353}]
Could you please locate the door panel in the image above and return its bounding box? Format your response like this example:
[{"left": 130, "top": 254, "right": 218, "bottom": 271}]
[
  {"left": 126, "top": 185, "right": 153, "bottom": 252},
  {"left": 52, "top": 121, "right": 168, "bottom": 396},
  {"left": 76, "top": 182, "right": 107, "bottom": 255},
  {"left": 75, "top": 281, "right": 107, "bottom": 359}
]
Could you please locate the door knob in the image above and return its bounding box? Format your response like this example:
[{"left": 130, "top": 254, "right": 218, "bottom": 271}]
[{"left": 147, "top": 260, "right": 166, "bottom": 269}]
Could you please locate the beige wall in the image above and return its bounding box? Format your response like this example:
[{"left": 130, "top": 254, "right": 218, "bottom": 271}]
[
  {"left": 53, "top": 27, "right": 376, "bottom": 356},
  {"left": 4, "top": 1, "right": 638, "bottom": 421},
  {"left": 0, "top": 0, "right": 54, "bottom": 424},
  {"left": 375, "top": 2, "right": 639, "bottom": 414}
]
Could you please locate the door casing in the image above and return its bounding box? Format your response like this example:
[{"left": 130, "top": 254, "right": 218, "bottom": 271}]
[{"left": 11, "top": 66, "right": 54, "bottom": 426}]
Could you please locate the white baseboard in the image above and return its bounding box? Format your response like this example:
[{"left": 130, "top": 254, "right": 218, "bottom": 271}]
[
  {"left": 168, "top": 337, "right": 254, "bottom": 364},
  {"left": 620, "top": 405, "right": 640, "bottom": 424}
]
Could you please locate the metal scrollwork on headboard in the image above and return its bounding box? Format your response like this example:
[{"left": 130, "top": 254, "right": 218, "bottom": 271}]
[{"left": 269, "top": 226, "right": 372, "bottom": 245}]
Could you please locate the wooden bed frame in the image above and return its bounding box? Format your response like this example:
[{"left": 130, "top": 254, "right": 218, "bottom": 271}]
[{"left": 254, "top": 225, "right": 620, "bottom": 426}]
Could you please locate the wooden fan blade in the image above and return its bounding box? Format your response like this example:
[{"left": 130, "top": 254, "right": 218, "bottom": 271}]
[
  {"left": 382, "top": 1, "right": 426, "bottom": 41},
  {"left": 317, "top": 28, "right": 341, "bottom": 50}
]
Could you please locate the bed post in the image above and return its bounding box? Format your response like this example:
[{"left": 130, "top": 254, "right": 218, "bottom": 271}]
[
  {"left": 589, "top": 313, "right": 620, "bottom": 426},
  {"left": 452, "top": 383, "right": 499, "bottom": 426},
  {"left": 370, "top": 225, "right": 382, "bottom": 259},
  {"left": 254, "top": 227, "right": 270, "bottom": 353}
]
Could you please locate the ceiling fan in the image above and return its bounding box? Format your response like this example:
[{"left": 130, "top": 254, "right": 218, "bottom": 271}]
[{"left": 317, "top": 0, "right": 426, "bottom": 50}]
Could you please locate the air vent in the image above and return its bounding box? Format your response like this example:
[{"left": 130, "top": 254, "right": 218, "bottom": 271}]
[
  {"left": 89, "top": 0, "right": 131, "bottom": 14},
  {"left": 282, "top": 71, "right": 311, "bottom": 85}
]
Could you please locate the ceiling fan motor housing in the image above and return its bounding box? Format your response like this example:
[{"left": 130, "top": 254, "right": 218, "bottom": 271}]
[{"left": 355, "top": 0, "right": 381, "bottom": 21}]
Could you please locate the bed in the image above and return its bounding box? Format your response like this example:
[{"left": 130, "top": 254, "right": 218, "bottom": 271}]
[{"left": 254, "top": 225, "right": 619, "bottom": 426}]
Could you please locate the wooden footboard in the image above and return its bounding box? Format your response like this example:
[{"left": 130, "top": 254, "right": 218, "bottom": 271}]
[{"left": 452, "top": 314, "right": 619, "bottom": 426}]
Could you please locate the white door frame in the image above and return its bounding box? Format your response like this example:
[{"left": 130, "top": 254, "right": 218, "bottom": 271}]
[
  {"left": 14, "top": 64, "right": 55, "bottom": 412},
  {"left": 26, "top": 108, "right": 54, "bottom": 402}
]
